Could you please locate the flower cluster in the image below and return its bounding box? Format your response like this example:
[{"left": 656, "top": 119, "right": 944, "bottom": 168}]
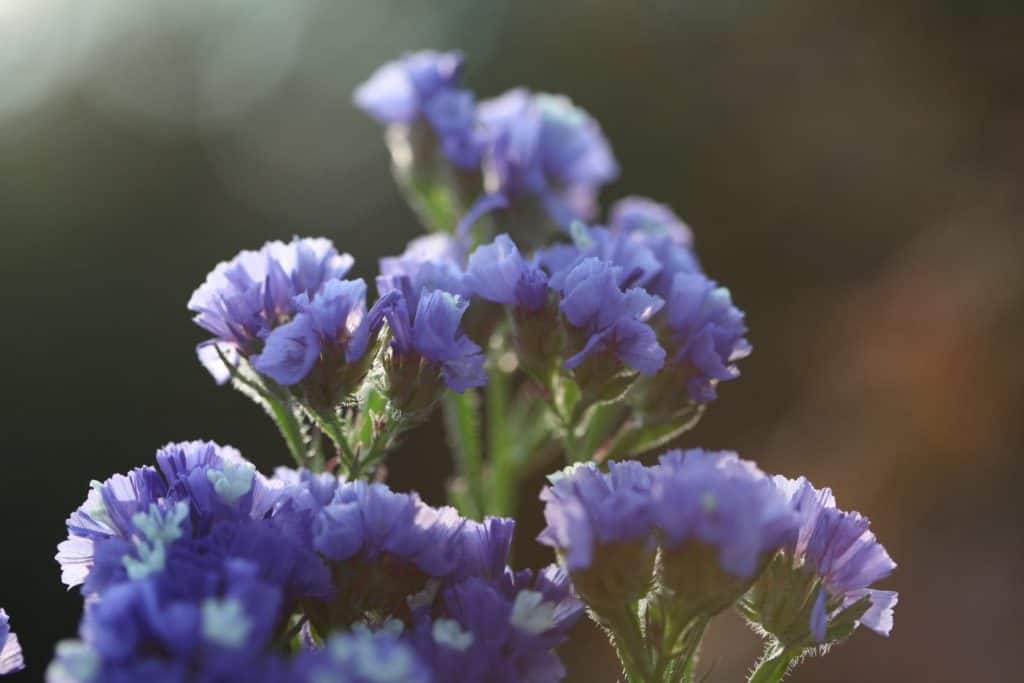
[
  {"left": 355, "top": 50, "right": 619, "bottom": 233},
  {"left": 741, "top": 477, "right": 898, "bottom": 647},
  {"left": 539, "top": 450, "right": 897, "bottom": 679},
  {"left": 0, "top": 610, "right": 23, "bottom": 676},
  {"left": 540, "top": 450, "right": 798, "bottom": 614},
  {"left": 50, "top": 443, "right": 581, "bottom": 683},
  {"left": 37, "top": 48, "right": 898, "bottom": 683},
  {"left": 355, "top": 50, "right": 482, "bottom": 170}
]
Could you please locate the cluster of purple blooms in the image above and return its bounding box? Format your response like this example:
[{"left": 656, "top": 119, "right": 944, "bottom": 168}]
[
  {"left": 189, "top": 208, "right": 748, "bottom": 415},
  {"left": 25, "top": 49, "right": 897, "bottom": 683},
  {"left": 48, "top": 441, "right": 581, "bottom": 682},
  {"left": 538, "top": 449, "right": 896, "bottom": 643}
]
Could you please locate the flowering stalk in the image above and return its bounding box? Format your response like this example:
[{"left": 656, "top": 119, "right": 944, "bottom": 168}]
[{"left": 35, "top": 47, "right": 901, "bottom": 683}]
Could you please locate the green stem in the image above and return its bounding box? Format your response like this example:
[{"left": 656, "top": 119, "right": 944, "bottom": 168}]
[
  {"left": 216, "top": 346, "right": 307, "bottom": 467},
  {"left": 601, "top": 606, "right": 653, "bottom": 683},
  {"left": 486, "top": 366, "right": 516, "bottom": 517},
  {"left": 442, "top": 391, "right": 484, "bottom": 518},
  {"left": 748, "top": 643, "right": 800, "bottom": 683}
]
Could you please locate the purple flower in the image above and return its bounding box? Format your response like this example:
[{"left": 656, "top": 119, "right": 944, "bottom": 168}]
[
  {"left": 56, "top": 441, "right": 329, "bottom": 601},
  {"left": 384, "top": 288, "right": 487, "bottom": 393},
  {"left": 775, "top": 477, "right": 898, "bottom": 638},
  {"left": 250, "top": 279, "right": 391, "bottom": 386},
  {"left": 0, "top": 610, "right": 24, "bottom": 676},
  {"left": 661, "top": 273, "right": 752, "bottom": 403},
  {"left": 290, "top": 629, "right": 433, "bottom": 683},
  {"left": 479, "top": 89, "right": 618, "bottom": 226},
  {"left": 542, "top": 225, "right": 663, "bottom": 294},
  {"left": 310, "top": 479, "right": 466, "bottom": 578},
  {"left": 453, "top": 517, "right": 517, "bottom": 582},
  {"left": 555, "top": 257, "right": 666, "bottom": 375},
  {"left": 378, "top": 234, "right": 470, "bottom": 311},
  {"left": 609, "top": 197, "right": 693, "bottom": 247},
  {"left": 355, "top": 50, "right": 482, "bottom": 169},
  {"left": 188, "top": 237, "right": 369, "bottom": 385},
  {"left": 538, "top": 461, "right": 656, "bottom": 572},
  {"left": 411, "top": 568, "right": 581, "bottom": 683},
  {"left": 48, "top": 556, "right": 288, "bottom": 683},
  {"left": 464, "top": 234, "right": 549, "bottom": 311},
  {"left": 652, "top": 450, "right": 797, "bottom": 579},
  {"left": 608, "top": 197, "right": 701, "bottom": 299}
]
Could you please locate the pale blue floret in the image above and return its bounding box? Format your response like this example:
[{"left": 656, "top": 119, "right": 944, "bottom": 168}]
[
  {"left": 208, "top": 461, "right": 256, "bottom": 504},
  {"left": 46, "top": 641, "right": 100, "bottom": 683},
  {"left": 432, "top": 619, "right": 474, "bottom": 651},
  {"left": 510, "top": 590, "right": 558, "bottom": 635},
  {"left": 329, "top": 631, "right": 424, "bottom": 681},
  {"left": 201, "top": 598, "right": 252, "bottom": 649},
  {"left": 122, "top": 503, "right": 189, "bottom": 580},
  {"left": 131, "top": 502, "right": 188, "bottom": 545},
  {"left": 121, "top": 540, "right": 166, "bottom": 580}
]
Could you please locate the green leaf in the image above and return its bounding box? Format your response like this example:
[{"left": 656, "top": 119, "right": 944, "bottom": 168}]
[{"left": 605, "top": 405, "right": 705, "bottom": 462}]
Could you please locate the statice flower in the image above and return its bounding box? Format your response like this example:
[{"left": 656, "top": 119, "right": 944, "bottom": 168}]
[
  {"left": 189, "top": 237, "right": 389, "bottom": 393},
  {"left": 463, "top": 234, "right": 549, "bottom": 311},
  {"left": 609, "top": 196, "right": 693, "bottom": 247},
  {"left": 743, "top": 477, "right": 897, "bottom": 646},
  {"left": 47, "top": 555, "right": 289, "bottom": 683},
  {"left": 355, "top": 50, "right": 482, "bottom": 169},
  {"left": 607, "top": 196, "right": 701, "bottom": 299},
  {"left": 479, "top": 89, "right": 618, "bottom": 226},
  {"left": 290, "top": 629, "right": 433, "bottom": 683},
  {"left": 659, "top": 273, "right": 752, "bottom": 404},
  {"left": 381, "top": 286, "right": 487, "bottom": 398},
  {"left": 378, "top": 233, "right": 471, "bottom": 308},
  {"left": 411, "top": 567, "right": 582, "bottom": 683},
  {"left": 651, "top": 450, "right": 798, "bottom": 616},
  {"left": 555, "top": 257, "right": 666, "bottom": 377},
  {"left": 273, "top": 474, "right": 467, "bottom": 626},
  {"left": 0, "top": 610, "right": 24, "bottom": 676},
  {"left": 56, "top": 440, "right": 330, "bottom": 602},
  {"left": 538, "top": 461, "right": 657, "bottom": 606}
]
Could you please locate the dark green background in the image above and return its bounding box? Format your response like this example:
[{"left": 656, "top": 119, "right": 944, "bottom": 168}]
[{"left": 2, "top": 1, "right": 1022, "bottom": 680}]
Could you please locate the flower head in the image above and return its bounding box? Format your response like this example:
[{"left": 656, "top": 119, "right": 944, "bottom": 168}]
[
  {"left": 56, "top": 441, "right": 329, "bottom": 602},
  {"left": 607, "top": 197, "right": 701, "bottom": 299},
  {"left": 538, "top": 461, "right": 657, "bottom": 606},
  {"left": 767, "top": 477, "right": 898, "bottom": 640},
  {"left": 355, "top": 50, "right": 481, "bottom": 169},
  {"left": 555, "top": 257, "right": 665, "bottom": 376},
  {"left": 47, "top": 556, "right": 288, "bottom": 683},
  {"left": 411, "top": 567, "right": 581, "bottom": 683},
  {"left": 383, "top": 288, "right": 487, "bottom": 395},
  {"left": 189, "top": 238, "right": 387, "bottom": 389},
  {"left": 653, "top": 450, "right": 796, "bottom": 579},
  {"left": 290, "top": 629, "right": 434, "bottom": 683},
  {"left": 378, "top": 234, "right": 471, "bottom": 310},
  {"left": 479, "top": 89, "right": 618, "bottom": 226},
  {"left": 0, "top": 609, "right": 24, "bottom": 676},
  {"left": 661, "top": 273, "right": 752, "bottom": 403},
  {"left": 464, "top": 234, "right": 549, "bottom": 311}
]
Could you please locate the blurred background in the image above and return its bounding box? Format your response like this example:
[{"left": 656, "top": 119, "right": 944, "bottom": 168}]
[{"left": 1, "top": 1, "right": 1022, "bottom": 681}]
